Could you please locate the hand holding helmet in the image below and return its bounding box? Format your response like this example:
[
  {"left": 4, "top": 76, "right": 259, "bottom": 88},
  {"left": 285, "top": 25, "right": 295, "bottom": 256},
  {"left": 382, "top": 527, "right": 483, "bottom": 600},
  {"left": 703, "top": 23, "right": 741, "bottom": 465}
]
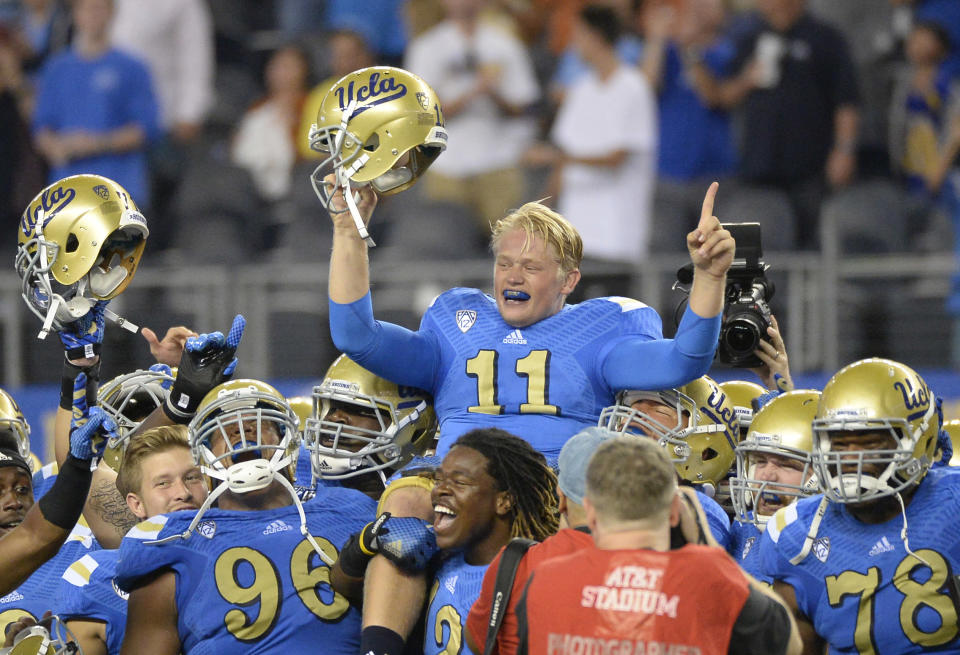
[{"left": 58, "top": 299, "right": 108, "bottom": 362}]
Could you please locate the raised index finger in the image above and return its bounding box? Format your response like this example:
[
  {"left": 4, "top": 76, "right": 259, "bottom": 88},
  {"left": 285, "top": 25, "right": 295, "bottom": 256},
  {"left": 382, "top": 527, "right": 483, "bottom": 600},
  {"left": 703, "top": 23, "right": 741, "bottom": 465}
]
[{"left": 698, "top": 181, "right": 719, "bottom": 230}]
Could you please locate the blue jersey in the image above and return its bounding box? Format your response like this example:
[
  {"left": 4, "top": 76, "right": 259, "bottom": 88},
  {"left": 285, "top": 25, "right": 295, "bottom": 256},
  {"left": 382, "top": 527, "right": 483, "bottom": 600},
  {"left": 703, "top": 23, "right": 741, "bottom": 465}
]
[
  {"left": 31, "top": 460, "right": 58, "bottom": 501},
  {"left": 761, "top": 467, "right": 960, "bottom": 654},
  {"left": 697, "top": 488, "right": 731, "bottom": 550},
  {"left": 423, "top": 289, "right": 662, "bottom": 458},
  {"left": 425, "top": 551, "right": 487, "bottom": 655},
  {"left": 0, "top": 520, "right": 99, "bottom": 633},
  {"left": 56, "top": 549, "right": 127, "bottom": 655},
  {"left": 115, "top": 486, "right": 375, "bottom": 654},
  {"left": 728, "top": 519, "right": 769, "bottom": 582}
]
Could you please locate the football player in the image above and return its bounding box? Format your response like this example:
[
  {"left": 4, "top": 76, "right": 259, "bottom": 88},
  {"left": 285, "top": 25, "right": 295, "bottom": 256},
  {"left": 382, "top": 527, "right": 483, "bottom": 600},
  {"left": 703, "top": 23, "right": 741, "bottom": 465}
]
[
  {"left": 53, "top": 425, "right": 207, "bottom": 655},
  {"left": 321, "top": 66, "right": 735, "bottom": 462},
  {"left": 760, "top": 358, "right": 960, "bottom": 654},
  {"left": 728, "top": 390, "right": 820, "bottom": 579},
  {"left": 116, "top": 379, "right": 373, "bottom": 654},
  {"left": 303, "top": 354, "right": 437, "bottom": 498},
  {"left": 598, "top": 375, "right": 738, "bottom": 548}
]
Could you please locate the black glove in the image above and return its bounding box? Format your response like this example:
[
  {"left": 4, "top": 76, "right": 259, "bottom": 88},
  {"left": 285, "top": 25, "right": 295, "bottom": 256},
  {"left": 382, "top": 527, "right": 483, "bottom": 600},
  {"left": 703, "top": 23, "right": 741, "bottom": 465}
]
[{"left": 163, "top": 315, "right": 245, "bottom": 423}]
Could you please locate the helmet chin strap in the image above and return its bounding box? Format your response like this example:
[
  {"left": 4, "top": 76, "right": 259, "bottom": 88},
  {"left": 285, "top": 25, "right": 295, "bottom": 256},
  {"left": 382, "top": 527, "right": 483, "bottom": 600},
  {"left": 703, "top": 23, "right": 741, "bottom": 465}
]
[
  {"left": 146, "top": 450, "right": 335, "bottom": 567},
  {"left": 332, "top": 99, "right": 376, "bottom": 248}
]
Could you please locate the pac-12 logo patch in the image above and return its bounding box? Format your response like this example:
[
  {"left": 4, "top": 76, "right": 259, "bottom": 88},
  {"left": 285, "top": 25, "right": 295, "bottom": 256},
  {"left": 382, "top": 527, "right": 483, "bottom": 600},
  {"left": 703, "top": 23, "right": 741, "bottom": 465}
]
[
  {"left": 456, "top": 310, "right": 477, "bottom": 333},
  {"left": 813, "top": 536, "right": 830, "bottom": 563},
  {"left": 92, "top": 184, "right": 109, "bottom": 200}
]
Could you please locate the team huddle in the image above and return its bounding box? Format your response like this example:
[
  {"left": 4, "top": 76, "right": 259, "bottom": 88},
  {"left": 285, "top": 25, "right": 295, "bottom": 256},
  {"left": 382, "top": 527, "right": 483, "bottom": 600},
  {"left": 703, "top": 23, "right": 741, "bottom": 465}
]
[{"left": 0, "top": 65, "right": 957, "bottom": 655}]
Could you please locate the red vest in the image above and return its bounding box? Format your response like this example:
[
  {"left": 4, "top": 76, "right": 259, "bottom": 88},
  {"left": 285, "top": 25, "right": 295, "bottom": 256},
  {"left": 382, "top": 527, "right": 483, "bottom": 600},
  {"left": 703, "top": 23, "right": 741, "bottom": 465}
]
[{"left": 519, "top": 544, "right": 749, "bottom": 655}]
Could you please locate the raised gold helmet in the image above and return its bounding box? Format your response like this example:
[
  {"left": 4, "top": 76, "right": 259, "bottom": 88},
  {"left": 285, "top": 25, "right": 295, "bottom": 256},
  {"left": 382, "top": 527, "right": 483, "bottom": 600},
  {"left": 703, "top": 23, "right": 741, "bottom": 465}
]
[{"left": 16, "top": 174, "right": 148, "bottom": 335}]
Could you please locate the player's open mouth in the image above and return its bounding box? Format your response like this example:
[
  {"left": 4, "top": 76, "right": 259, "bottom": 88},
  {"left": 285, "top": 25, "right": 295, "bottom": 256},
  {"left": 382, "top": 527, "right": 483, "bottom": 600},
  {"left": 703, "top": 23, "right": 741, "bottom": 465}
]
[
  {"left": 757, "top": 491, "right": 785, "bottom": 514},
  {"left": 0, "top": 520, "right": 22, "bottom": 535},
  {"left": 433, "top": 504, "right": 457, "bottom": 533},
  {"left": 503, "top": 289, "right": 530, "bottom": 303}
]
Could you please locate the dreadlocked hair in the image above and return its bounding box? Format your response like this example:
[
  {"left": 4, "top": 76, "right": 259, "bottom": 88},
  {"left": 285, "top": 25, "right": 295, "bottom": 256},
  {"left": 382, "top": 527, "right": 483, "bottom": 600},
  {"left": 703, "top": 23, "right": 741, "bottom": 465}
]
[{"left": 453, "top": 428, "right": 559, "bottom": 541}]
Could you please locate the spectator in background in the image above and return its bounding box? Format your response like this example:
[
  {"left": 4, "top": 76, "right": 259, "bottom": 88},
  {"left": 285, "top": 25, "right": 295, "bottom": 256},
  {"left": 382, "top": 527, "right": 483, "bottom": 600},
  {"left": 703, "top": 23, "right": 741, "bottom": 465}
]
[
  {"left": 231, "top": 45, "right": 310, "bottom": 204},
  {"left": 640, "top": 0, "right": 739, "bottom": 254},
  {"left": 109, "top": 0, "right": 215, "bottom": 249},
  {"left": 533, "top": 5, "right": 657, "bottom": 264},
  {"left": 32, "top": 0, "right": 159, "bottom": 210},
  {"left": 17, "top": 0, "right": 72, "bottom": 76},
  {"left": 547, "top": 0, "right": 642, "bottom": 105},
  {"left": 405, "top": 0, "right": 540, "bottom": 236},
  {"left": 326, "top": 0, "right": 407, "bottom": 66},
  {"left": 298, "top": 29, "right": 375, "bottom": 161},
  {"left": 710, "top": 0, "right": 860, "bottom": 250},
  {"left": 899, "top": 0, "right": 960, "bottom": 78}
]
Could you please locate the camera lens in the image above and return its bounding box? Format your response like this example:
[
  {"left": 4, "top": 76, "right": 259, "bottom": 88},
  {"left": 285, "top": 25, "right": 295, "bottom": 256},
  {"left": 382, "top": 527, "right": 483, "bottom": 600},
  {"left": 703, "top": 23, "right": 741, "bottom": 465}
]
[{"left": 723, "top": 319, "right": 760, "bottom": 355}]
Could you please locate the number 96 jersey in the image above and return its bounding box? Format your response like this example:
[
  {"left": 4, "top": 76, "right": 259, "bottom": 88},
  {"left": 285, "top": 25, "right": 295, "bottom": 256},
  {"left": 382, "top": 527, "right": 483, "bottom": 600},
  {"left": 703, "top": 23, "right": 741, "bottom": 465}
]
[
  {"left": 760, "top": 466, "right": 960, "bottom": 654},
  {"left": 115, "top": 487, "right": 375, "bottom": 654}
]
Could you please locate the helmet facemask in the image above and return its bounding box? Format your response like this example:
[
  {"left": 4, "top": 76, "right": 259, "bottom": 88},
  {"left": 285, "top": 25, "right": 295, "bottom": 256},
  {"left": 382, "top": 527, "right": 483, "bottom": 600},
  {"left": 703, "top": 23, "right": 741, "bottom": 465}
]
[
  {"left": 730, "top": 441, "right": 817, "bottom": 528},
  {"left": 304, "top": 387, "right": 428, "bottom": 485},
  {"left": 2, "top": 614, "right": 81, "bottom": 655},
  {"left": 598, "top": 389, "right": 694, "bottom": 462},
  {"left": 811, "top": 409, "right": 934, "bottom": 504},
  {"left": 98, "top": 368, "right": 175, "bottom": 471}
]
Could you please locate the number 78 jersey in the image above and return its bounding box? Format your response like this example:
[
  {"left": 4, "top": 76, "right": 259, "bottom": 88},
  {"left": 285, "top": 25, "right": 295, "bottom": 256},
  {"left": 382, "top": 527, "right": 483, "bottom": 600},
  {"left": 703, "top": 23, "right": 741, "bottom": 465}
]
[
  {"left": 759, "top": 467, "right": 960, "bottom": 654},
  {"left": 115, "top": 487, "right": 375, "bottom": 654},
  {"left": 425, "top": 289, "right": 662, "bottom": 458}
]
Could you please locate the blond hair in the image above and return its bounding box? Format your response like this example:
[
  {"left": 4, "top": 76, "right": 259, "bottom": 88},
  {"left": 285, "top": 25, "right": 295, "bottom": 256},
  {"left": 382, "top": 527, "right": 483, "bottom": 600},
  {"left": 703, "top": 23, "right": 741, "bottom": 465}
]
[
  {"left": 116, "top": 425, "right": 190, "bottom": 497},
  {"left": 490, "top": 202, "right": 583, "bottom": 276},
  {"left": 586, "top": 437, "right": 677, "bottom": 527}
]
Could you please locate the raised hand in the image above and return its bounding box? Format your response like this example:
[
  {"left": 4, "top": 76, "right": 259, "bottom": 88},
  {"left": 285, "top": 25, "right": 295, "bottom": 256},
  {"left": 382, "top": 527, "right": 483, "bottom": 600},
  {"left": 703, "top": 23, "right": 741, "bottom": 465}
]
[
  {"left": 69, "top": 372, "right": 116, "bottom": 461},
  {"left": 59, "top": 299, "right": 108, "bottom": 363},
  {"left": 687, "top": 182, "right": 734, "bottom": 280},
  {"left": 142, "top": 325, "right": 198, "bottom": 367},
  {"left": 163, "top": 315, "right": 245, "bottom": 423}
]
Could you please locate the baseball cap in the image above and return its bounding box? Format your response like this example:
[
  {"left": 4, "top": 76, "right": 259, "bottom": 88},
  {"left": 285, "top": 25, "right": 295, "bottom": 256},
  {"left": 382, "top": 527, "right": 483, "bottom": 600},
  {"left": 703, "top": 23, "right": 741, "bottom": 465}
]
[
  {"left": 0, "top": 444, "right": 31, "bottom": 476},
  {"left": 558, "top": 427, "right": 618, "bottom": 505}
]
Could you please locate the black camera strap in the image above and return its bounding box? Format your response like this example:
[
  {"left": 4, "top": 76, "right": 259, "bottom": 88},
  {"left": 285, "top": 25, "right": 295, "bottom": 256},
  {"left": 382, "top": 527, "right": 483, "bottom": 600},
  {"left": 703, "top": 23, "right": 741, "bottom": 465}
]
[{"left": 483, "top": 537, "right": 536, "bottom": 655}]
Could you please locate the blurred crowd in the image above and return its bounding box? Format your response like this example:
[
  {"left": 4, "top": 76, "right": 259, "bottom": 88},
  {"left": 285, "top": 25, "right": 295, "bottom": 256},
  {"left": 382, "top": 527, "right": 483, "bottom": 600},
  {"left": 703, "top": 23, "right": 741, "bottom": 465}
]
[{"left": 1, "top": 0, "right": 959, "bottom": 265}]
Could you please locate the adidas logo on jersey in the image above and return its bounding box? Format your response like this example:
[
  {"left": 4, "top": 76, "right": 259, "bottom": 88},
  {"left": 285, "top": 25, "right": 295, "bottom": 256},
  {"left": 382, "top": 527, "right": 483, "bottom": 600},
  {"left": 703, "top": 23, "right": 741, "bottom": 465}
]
[
  {"left": 502, "top": 329, "right": 527, "bottom": 345},
  {"left": 263, "top": 520, "right": 293, "bottom": 535},
  {"left": 445, "top": 574, "right": 458, "bottom": 595},
  {"left": 868, "top": 536, "right": 895, "bottom": 556},
  {"left": 0, "top": 590, "right": 24, "bottom": 604}
]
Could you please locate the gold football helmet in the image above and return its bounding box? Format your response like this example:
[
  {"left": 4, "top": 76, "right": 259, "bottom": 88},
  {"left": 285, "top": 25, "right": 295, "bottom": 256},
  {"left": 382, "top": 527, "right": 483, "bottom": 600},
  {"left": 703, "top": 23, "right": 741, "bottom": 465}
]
[
  {"left": 0, "top": 388, "right": 31, "bottom": 469},
  {"left": 304, "top": 354, "right": 436, "bottom": 484},
  {"left": 718, "top": 379, "right": 766, "bottom": 438},
  {"left": 308, "top": 66, "right": 448, "bottom": 245},
  {"left": 730, "top": 390, "right": 820, "bottom": 528},
  {"left": 812, "top": 358, "right": 938, "bottom": 504},
  {"left": 15, "top": 174, "right": 148, "bottom": 337},
  {"left": 599, "top": 375, "right": 739, "bottom": 490},
  {"left": 97, "top": 367, "right": 175, "bottom": 471},
  {"left": 0, "top": 615, "right": 79, "bottom": 655}
]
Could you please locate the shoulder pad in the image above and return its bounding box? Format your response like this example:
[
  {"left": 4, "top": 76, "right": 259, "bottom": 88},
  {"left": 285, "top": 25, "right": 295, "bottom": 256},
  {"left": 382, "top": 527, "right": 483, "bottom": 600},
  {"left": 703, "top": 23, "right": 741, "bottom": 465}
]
[
  {"left": 765, "top": 503, "right": 799, "bottom": 544},
  {"left": 604, "top": 296, "right": 650, "bottom": 312},
  {"left": 126, "top": 515, "right": 170, "bottom": 541},
  {"left": 61, "top": 553, "right": 100, "bottom": 588}
]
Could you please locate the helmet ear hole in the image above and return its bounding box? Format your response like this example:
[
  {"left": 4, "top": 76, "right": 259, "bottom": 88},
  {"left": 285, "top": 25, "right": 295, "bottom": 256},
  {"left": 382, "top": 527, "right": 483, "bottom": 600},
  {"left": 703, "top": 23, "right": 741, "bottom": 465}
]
[
  {"left": 363, "top": 133, "right": 380, "bottom": 152},
  {"left": 702, "top": 447, "right": 719, "bottom": 461},
  {"left": 65, "top": 233, "right": 80, "bottom": 253}
]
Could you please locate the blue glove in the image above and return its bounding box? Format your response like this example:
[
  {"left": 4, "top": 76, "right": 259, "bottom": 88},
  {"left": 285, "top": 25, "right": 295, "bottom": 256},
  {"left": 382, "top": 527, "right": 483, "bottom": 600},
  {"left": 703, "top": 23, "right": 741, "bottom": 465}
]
[
  {"left": 148, "top": 363, "right": 174, "bottom": 390},
  {"left": 164, "top": 315, "right": 245, "bottom": 422},
  {"left": 59, "top": 300, "right": 108, "bottom": 360},
  {"left": 69, "top": 372, "right": 116, "bottom": 461},
  {"left": 360, "top": 512, "right": 438, "bottom": 572}
]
